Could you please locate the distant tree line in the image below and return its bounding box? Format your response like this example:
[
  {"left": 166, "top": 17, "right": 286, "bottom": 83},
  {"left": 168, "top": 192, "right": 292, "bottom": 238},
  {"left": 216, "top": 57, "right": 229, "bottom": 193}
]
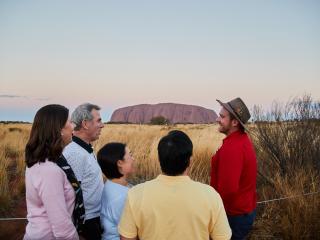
[{"left": 0, "top": 121, "right": 31, "bottom": 124}]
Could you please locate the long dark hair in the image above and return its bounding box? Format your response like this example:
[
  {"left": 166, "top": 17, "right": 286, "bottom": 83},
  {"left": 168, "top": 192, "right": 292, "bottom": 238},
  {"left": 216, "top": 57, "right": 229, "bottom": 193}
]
[{"left": 25, "top": 104, "right": 69, "bottom": 168}]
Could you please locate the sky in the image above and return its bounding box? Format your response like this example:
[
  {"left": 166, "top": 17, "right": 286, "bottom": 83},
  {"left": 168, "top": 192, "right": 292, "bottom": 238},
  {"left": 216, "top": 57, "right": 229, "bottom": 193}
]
[{"left": 1, "top": 0, "right": 319, "bottom": 122}]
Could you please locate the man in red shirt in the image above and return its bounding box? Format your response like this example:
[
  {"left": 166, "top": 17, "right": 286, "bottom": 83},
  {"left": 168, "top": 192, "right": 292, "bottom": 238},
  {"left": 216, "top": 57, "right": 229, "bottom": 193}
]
[{"left": 210, "top": 97, "right": 257, "bottom": 240}]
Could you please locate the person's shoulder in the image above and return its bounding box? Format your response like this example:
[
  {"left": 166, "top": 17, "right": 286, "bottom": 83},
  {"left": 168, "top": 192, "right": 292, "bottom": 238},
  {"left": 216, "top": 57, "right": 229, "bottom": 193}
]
[
  {"left": 240, "top": 132, "right": 255, "bottom": 146},
  {"left": 227, "top": 131, "right": 251, "bottom": 147},
  {"left": 238, "top": 131, "right": 251, "bottom": 140},
  {"left": 190, "top": 180, "right": 212, "bottom": 189},
  {"left": 27, "top": 161, "right": 66, "bottom": 188},
  {"left": 190, "top": 180, "right": 221, "bottom": 198},
  {"left": 125, "top": 180, "right": 154, "bottom": 206},
  {"left": 105, "top": 181, "right": 129, "bottom": 194},
  {"left": 64, "top": 141, "right": 82, "bottom": 152},
  {"left": 102, "top": 181, "right": 128, "bottom": 203},
  {"left": 129, "top": 181, "right": 146, "bottom": 192},
  {"left": 63, "top": 141, "right": 87, "bottom": 158},
  {"left": 32, "top": 161, "right": 64, "bottom": 177},
  {"left": 190, "top": 181, "right": 224, "bottom": 211},
  {"left": 127, "top": 179, "right": 155, "bottom": 196}
]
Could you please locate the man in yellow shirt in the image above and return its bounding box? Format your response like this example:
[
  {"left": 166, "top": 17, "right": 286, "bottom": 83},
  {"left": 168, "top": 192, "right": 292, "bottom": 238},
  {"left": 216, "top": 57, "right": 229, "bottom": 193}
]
[{"left": 118, "top": 130, "right": 231, "bottom": 240}]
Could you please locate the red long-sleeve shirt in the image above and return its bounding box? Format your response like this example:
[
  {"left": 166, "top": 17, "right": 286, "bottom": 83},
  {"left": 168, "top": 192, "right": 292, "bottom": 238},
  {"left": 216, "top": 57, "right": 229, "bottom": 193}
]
[{"left": 210, "top": 130, "right": 257, "bottom": 215}]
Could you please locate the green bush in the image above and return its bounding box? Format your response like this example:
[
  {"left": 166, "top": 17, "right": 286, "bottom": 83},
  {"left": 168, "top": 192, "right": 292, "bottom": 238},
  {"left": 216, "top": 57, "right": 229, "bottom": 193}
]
[{"left": 149, "top": 116, "right": 170, "bottom": 125}]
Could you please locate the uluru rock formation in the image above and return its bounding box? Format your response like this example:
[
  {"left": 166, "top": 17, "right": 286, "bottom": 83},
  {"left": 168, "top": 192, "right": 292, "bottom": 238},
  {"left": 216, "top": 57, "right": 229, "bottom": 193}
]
[{"left": 110, "top": 103, "right": 217, "bottom": 124}]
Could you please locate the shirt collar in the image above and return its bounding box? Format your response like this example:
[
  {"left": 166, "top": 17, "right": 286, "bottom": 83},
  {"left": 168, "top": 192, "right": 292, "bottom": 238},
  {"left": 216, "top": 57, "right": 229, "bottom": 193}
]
[
  {"left": 72, "top": 136, "right": 93, "bottom": 153},
  {"left": 223, "top": 130, "right": 243, "bottom": 143},
  {"left": 157, "top": 174, "right": 190, "bottom": 182}
]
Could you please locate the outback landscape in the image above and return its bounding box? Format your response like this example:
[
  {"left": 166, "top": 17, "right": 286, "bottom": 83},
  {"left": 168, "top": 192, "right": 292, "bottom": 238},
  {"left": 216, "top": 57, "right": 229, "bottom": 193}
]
[
  {"left": 0, "top": 95, "right": 319, "bottom": 239},
  {"left": 1, "top": 1, "right": 319, "bottom": 239}
]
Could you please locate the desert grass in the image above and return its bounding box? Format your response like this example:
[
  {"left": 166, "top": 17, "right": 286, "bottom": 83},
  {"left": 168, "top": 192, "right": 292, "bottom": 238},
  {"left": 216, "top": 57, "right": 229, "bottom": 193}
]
[
  {"left": 0, "top": 124, "right": 30, "bottom": 215},
  {"left": 251, "top": 169, "right": 320, "bottom": 239},
  {"left": 0, "top": 123, "right": 319, "bottom": 239},
  {"left": 95, "top": 124, "right": 223, "bottom": 184}
]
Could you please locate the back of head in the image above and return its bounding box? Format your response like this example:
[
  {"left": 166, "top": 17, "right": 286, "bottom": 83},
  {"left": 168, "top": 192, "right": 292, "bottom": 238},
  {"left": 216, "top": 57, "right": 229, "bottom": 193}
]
[
  {"left": 97, "top": 142, "right": 126, "bottom": 179},
  {"left": 72, "top": 103, "right": 101, "bottom": 131},
  {"left": 157, "top": 130, "right": 193, "bottom": 176},
  {"left": 25, "top": 104, "right": 69, "bottom": 168}
]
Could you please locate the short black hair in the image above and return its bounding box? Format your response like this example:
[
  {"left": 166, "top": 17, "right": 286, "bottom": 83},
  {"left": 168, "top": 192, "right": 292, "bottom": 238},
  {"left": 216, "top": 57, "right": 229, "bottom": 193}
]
[
  {"left": 157, "top": 130, "right": 193, "bottom": 176},
  {"left": 97, "top": 142, "right": 126, "bottom": 179}
]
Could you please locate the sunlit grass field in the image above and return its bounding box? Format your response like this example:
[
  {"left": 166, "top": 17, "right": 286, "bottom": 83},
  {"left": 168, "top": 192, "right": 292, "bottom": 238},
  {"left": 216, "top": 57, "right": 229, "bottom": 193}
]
[
  {"left": 0, "top": 123, "right": 319, "bottom": 239},
  {"left": 96, "top": 123, "right": 223, "bottom": 184}
]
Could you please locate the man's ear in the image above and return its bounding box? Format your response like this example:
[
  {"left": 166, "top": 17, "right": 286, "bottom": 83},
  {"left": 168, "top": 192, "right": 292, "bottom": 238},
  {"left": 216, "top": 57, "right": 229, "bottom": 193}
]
[
  {"left": 231, "top": 119, "right": 240, "bottom": 128},
  {"left": 81, "top": 120, "right": 89, "bottom": 130}
]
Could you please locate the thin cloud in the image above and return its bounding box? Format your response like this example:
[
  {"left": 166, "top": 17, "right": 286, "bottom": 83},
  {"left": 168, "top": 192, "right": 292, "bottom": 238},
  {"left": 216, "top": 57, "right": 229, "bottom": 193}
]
[
  {"left": 0, "top": 94, "right": 50, "bottom": 101},
  {"left": 35, "top": 97, "right": 51, "bottom": 101},
  {"left": 0, "top": 94, "right": 27, "bottom": 98}
]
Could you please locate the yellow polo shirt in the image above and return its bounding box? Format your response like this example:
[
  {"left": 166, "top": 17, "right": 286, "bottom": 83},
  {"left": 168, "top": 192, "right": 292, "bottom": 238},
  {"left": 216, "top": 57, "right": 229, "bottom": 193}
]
[{"left": 118, "top": 175, "right": 231, "bottom": 240}]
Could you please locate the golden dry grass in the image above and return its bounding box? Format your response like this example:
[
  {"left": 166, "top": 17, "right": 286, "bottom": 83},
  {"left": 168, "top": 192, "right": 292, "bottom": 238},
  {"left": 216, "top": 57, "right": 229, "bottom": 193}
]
[
  {"left": 95, "top": 124, "right": 223, "bottom": 184},
  {"left": 0, "top": 124, "right": 30, "bottom": 215},
  {"left": 0, "top": 123, "right": 319, "bottom": 239},
  {"left": 252, "top": 168, "right": 320, "bottom": 239},
  {"left": 0, "top": 123, "right": 223, "bottom": 213}
]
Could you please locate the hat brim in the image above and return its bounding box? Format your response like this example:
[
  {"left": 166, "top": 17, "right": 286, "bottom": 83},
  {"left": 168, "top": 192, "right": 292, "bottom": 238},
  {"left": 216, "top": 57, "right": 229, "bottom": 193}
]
[{"left": 216, "top": 99, "right": 247, "bottom": 130}]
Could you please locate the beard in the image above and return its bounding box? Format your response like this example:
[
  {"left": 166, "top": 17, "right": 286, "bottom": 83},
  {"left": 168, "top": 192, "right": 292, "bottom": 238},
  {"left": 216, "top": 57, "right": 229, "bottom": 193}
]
[{"left": 218, "top": 123, "right": 232, "bottom": 135}]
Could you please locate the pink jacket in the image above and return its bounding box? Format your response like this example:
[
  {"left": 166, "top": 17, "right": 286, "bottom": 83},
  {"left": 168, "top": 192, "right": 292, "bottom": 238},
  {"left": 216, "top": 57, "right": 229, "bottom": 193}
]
[{"left": 24, "top": 160, "right": 79, "bottom": 240}]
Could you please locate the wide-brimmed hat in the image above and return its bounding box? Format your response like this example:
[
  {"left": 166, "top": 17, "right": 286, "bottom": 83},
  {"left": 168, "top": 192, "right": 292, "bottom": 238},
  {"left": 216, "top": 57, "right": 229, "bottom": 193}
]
[{"left": 216, "top": 97, "right": 251, "bottom": 128}]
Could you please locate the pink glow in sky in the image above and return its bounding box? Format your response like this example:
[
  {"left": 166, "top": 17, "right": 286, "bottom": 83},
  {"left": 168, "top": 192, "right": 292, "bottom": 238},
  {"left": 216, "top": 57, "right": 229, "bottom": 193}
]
[{"left": 1, "top": 1, "right": 319, "bottom": 121}]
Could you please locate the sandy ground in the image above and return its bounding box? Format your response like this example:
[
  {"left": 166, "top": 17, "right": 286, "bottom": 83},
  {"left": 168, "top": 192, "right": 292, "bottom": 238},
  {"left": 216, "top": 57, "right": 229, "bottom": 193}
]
[{"left": 0, "top": 199, "right": 27, "bottom": 240}]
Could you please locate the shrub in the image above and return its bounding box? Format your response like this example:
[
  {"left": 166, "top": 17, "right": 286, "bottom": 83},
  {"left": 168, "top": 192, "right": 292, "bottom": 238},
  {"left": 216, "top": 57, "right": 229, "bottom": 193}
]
[
  {"left": 252, "top": 94, "right": 320, "bottom": 178},
  {"left": 251, "top": 94, "right": 320, "bottom": 239},
  {"left": 149, "top": 116, "right": 170, "bottom": 125}
]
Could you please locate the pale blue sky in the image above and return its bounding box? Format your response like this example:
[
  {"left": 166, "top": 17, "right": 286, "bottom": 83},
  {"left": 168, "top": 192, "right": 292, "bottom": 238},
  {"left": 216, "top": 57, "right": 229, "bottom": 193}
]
[{"left": 1, "top": 0, "right": 319, "bottom": 121}]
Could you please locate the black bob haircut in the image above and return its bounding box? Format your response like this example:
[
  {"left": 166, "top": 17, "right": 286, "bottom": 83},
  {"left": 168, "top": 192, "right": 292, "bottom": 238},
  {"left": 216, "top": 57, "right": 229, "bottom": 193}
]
[
  {"left": 97, "top": 142, "right": 126, "bottom": 179},
  {"left": 157, "top": 130, "right": 193, "bottom": 176}
]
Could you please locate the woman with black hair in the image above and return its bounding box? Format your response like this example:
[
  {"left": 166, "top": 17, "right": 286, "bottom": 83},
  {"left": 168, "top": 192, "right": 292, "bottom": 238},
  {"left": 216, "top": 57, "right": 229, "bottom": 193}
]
[{"left": 97, "top": 143, "right": 135, "bottom": 240}]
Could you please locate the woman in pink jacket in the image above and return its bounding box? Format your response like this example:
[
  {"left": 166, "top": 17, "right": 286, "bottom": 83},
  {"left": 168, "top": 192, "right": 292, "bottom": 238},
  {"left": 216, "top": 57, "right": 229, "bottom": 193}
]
[{"left": 24, "top": 104, "right": 79, "bottom": 240}]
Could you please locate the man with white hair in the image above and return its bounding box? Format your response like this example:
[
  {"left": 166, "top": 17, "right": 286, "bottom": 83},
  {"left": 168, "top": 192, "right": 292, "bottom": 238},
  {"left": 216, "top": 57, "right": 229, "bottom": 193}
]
[{"left": 63, "top": 103, "right": 104, "bottom": 240}]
